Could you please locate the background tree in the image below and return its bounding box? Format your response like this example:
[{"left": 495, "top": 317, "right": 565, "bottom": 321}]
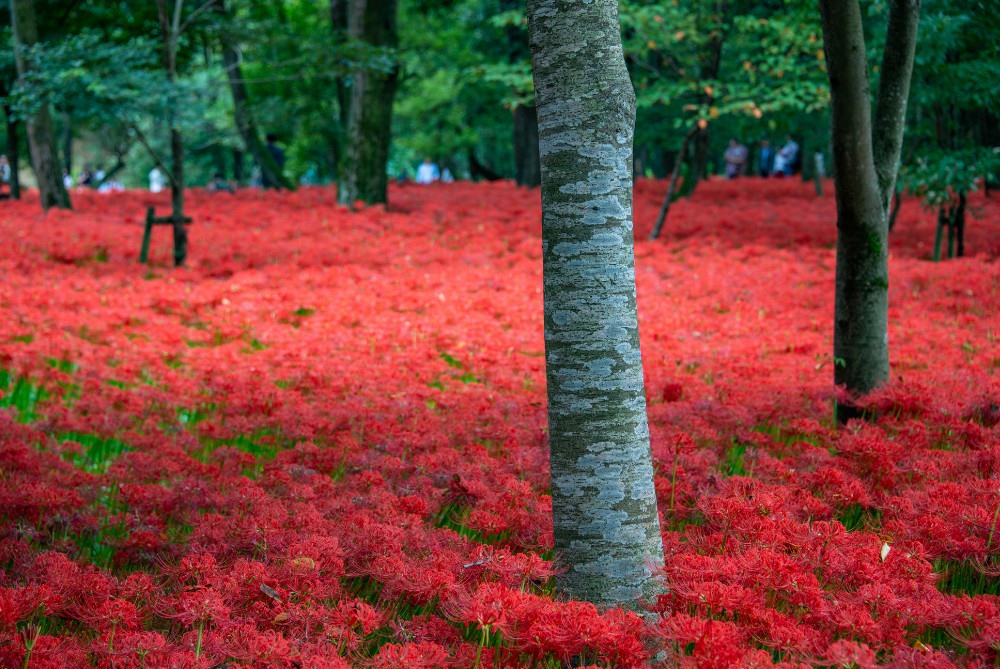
[
  {"left": 10, "top": 0, "right": 70, "bottom": 209},
  {"left": 337, "top": 0, "right": 399, "bottom": 206},
  {"left": 528, "top": 0, "right": 665, "bottom": 607},
  {"left": 622, "top": 0, "right": 828, "bottom": 231},
  {"left": 819, "top": 0, "right": 920, "bottom": 418},
  {"left": 214, "top": 1, "right": 296, "bottom": 191},
  {"left": 894, "top": 0, "right": 1000, "bottom": 258}
]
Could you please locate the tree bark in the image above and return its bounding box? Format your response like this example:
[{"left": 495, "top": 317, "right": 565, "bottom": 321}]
[
  {"left": 528, "top": 0, "right": 665, "bottom": 608},
  {"left": 337, "top": 0, "right": 399, "bottom": 207},
  {"left": 222, "top": 42, "right": 295, "bottom": 190},
  {"left": 513, "top": 104, "right": 541, "bottom": 187},
  {"left": 233, "top": 149, "right": 245, "bottom": 185},
  {"left": 158, "top": 0, "right": 188, "bottom": 267},
  {"left": 820, "top": 0, "right": 919, "bottom": 418},
  {"left": 330, "top": 0, "right": 350, "bottom": 177},
  {"left": 872, "top": 0, "right": 920, "bottom": 216},
  {"left": 11, "top": 0, "right": 71, "bottom": 210},
  {"left": 61, "top": 110, "right": 72, "bottom": 173},
  {"left": 4, "top": 103, "right": 21, "bottom": 199}
]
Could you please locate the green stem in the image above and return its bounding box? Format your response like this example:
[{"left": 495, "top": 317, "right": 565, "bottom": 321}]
[
  {"left": 108, "top": 622, "right": 117, "bottom": 652},
  {"left": 195, "top": 620, "right": 204, "bottom": 659},
  {"left": 986, "top": 500, "right": 1000, "bottom": 554},
  {"left": 473, "top": 625, "right": 489, "bottom": 669}
]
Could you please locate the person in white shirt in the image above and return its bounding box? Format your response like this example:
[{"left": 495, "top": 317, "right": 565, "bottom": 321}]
[
  {"left": 415, "top": 157, "right": 439, "bottom": 184},
  {"left": 773, "top": 135, "right": 800, "bottom": 177},
  {"left": 149, "top": 167, "right": 166, "bottom": 193}
]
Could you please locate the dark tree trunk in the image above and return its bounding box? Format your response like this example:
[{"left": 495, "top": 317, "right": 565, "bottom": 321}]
[
  {"left": 93, "top": 157, "right": 126, "bottom": 189},
  {"left": 233, "top": 149, "right": 245, "bottom": 186},
  {"left": 11, "top": 0, "right": 71, "bottom": 210},
  {"left": 337, "top": 0, "right": 399, "bottom": 207},
  {"left": 650, "top": 125, "right": 697, "bottom": 240},
  {"left": 468, "top": 150, "right": 503, "bottom": 182},
  {"left": 61, "top": 110, "right": 72, "bottom": 173},
  {"left": 888, "top": 188, "right": 902, "bottom": 231},
  {"left": 169, "top": 127, "right": 187, "bottom": 266},
  {"left": 820, "top": 0, "right": 919, "bottom": 420},
  {"left": 158, "top": 0, "right": 188, "bottom": 267},
  {"left": 331, "top": 0, "right": 350, "bottom": 177},
  {"left": 513, "top": 104, "right": 541, "bottom": 187},
  {"left": 222, "top": 43, "right": 294, "bottom": 190},
  {"left": 690, "top": 128, "right": 710, "bottom": 186},
  {"left": 954, "top": 192, "right": 965, "bottom": 257},
  {"left": 4, "top": 104, "right": 21, "bottom": 199},
  {"left": 528, "top": 0, "right": 665, "bottom": 609}
]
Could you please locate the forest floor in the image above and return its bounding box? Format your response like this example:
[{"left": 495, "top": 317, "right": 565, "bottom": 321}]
[{"left": 0, "top": 178, "right": 998, "bottom": 668}]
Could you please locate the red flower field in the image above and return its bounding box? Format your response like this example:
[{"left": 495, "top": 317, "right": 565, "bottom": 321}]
[{"left": 0, "top": 178, "right": 998, "bottom": 668}]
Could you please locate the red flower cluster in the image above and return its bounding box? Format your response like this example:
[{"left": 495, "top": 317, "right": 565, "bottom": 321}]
[{"left": 0, "top": 178, "right": 997, "bottom": 667}]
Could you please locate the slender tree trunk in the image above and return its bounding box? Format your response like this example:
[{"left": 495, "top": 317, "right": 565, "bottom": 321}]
[
  {"left": 649, "top": 125, "right": 697, "bottom": 241},
  {"left": 222, "top": 42, "right": 295, "bottom": 190},
  {"left": 528, "top": 0, "right": 665, "bottom": 608},
  {"left": 93, "top": 157, "right": 126, "bottom": 189},
  {"left": 820, "top": 0, "right": 919, "bottom": 419},
  {"left": 337, "top": 0, "right": 399, "bottom": 206},
  {"left": 169, "top": 127, "right": 187, "bottom": 266},
  {"left": 888, "top": 188, "right": 902, "bottom": 231},
  {"left": 11, "top": 0, "right": 71, "bottom": 210},
  {"left": 954, "top": 192, "right": 965, "bottom": 257},
  {"left": 513, "top": 104, "right": 541, "bottom": 187},
  {"left": 158, "top": 0, "right": 188, "bottom": 267},
  {"left": 4, "top": 104, "right": 21, "bottom": 199},
  {"left": 871, "top": 0, "right": 920, "bottom": 217}
]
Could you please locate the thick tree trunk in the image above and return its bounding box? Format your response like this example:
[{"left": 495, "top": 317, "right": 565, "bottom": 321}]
[
  {"left": 331, "top": 0, "right": 350, "bottom": 177},
  {"left": 61, "top": 111, "right": 72, "bottom": 173},
  {"left": 4, "top": 104, "right": 21, "bottom": 199},
  {"left": 820, "top": 0, "right": 919, "bottom": 419},
  {"left": 513, "top": 104, "right": 540, "bottom": 187},
  {"left": 222, "top": 43, "right": 295, "bottom": 190},
  {"left": 528, "top": 0, "right": 665, "bottom": 608},
  {"left": 337, "top": 0, "right": 399, "bottom": 206},
  {"left": 11, "top": 0, "right": 71, "bottom": 210}
]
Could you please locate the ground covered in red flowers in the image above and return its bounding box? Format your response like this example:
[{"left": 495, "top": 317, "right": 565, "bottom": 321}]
[{"left": 0, "top": 179, "right": 998, "bottom": 668}]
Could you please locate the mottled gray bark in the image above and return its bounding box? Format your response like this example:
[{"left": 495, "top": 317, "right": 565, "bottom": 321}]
[
  {"left": 528, "top": 0, "right": 665, "bottom": 608},
  {"left": 872, "top": 0, "right": 920, "bottom": 215},
  {"left": 337, "top": 0, "right": 398, "bottom": 207},
  {"left": 820, "top": 0, "right": 919, "bottom": 417},
  {"left": 11, "top": 0, "right": 71, "bottom": 210}
]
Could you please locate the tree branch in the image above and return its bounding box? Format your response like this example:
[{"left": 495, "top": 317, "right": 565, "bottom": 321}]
[
  {"left": 130, "top": 124, "right": 178, "bottom": 190},
  {"left": 872, "top": 0, "right": 920, "bottom": 213}
]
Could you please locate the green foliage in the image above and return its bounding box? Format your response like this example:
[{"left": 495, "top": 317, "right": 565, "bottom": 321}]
[{"left": 901, "top": 148, "right": 1000, "bottom": 206}]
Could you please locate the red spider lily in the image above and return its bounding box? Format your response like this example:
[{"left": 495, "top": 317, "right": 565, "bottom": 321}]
[{"left": 0, "top": 180, "right": 998, "bottom": 666}]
